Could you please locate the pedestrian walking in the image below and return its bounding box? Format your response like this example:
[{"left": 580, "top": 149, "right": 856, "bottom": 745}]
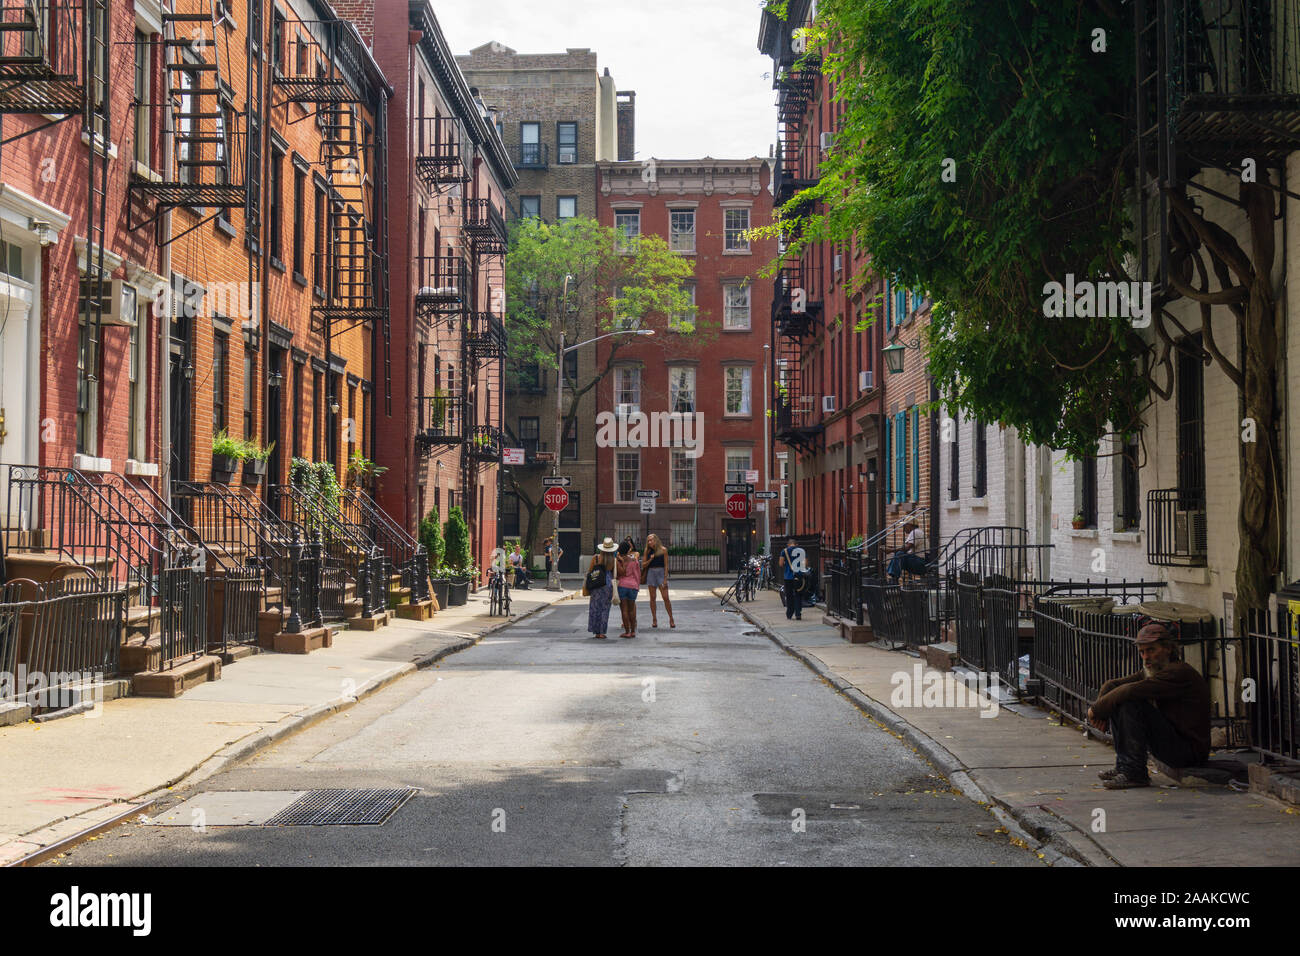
[
  {"left": 615, "top": 537, "right": 641, "bottom": 638},
  {"left": 778, "top": 536, "right": 804, "bottom": 621},
  {"left": 641, "top": 533, "right": 675, "bottom": 628},
  {"left": 585, "top": 537, "right": 618, "bottom": 639}
]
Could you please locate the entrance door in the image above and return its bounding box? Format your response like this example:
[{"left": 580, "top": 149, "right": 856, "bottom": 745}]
[
  {"left": 169, "top": 345, "right": 191, "bottom": 484},
  {"left": 267, "top": 348, "right": 284, "bottom": 487},
  {"left": 725, "top": 519, "right": 753, "bottom": 572}
]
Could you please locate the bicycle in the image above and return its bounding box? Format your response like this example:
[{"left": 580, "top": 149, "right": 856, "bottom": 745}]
[
  {"left": 488, "top": 567, "right": 511, "bottom": 617},
  {"left": 722, "top": 557, "right": 761, "bottom": 605}
]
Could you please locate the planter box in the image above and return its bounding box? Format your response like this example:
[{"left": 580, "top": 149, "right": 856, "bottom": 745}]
[
  {"left": 447, "top": 579, "right": 469, "bottom": 606},
  {"left": 212, "top": 454, "right": 240, "bottom": 484},
  {"left": 242, "top": 458, "right": 267, "bottom": 485},
  {"left": 431, "top": 578, "right": 450, "bottom": 609}
]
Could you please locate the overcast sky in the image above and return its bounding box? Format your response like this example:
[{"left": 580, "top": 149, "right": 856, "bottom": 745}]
[{"left": 432, "top": 0, "right": 777, "bottom": 161}]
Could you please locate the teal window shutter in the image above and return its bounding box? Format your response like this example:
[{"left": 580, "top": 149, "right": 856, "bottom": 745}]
[
  {"left": 884, "top": 416, "right": 893, "bottom": 501},
  {"left": 912, "top": 408, "right": 920, "bottom": 500},
  {"left": 895, "top": 288, "right": 905, "bottom": 324},
  {"left": 894, "top": 411, "right": 906, "bottom": 503}
]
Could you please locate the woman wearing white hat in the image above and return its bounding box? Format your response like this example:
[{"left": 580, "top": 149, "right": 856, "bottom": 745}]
[{"left": 585, "top": 537, "right": 619, "bottom": 639}]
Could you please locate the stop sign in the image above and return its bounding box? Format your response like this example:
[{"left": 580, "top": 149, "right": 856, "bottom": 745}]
[
  {"left": 544, "top": 487, "right": 569, "bottom": 512},
  {"left": 725, "top": 493, "right": 749, "bottom": 519}
]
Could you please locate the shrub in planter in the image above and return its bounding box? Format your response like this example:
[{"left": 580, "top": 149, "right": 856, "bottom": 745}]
[
  {"left": 242, "top": 438, "right": 273, "bottom": 484},
  {"left": 212, "top": 429, "right": 245, "bottom": 483},
  {"left": 443, "top": 506, "right": 471, "bottom": 572}
]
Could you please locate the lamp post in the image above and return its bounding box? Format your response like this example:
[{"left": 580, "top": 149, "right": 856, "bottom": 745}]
[
  {"left": 547, "top": 275, "right": 655, "bottom": 590},
  {"left": 762, "top": 342, "right": 771, "bottom": 553}
]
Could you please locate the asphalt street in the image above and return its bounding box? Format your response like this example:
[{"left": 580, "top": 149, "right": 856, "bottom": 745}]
[{"left": 48, "top": 586, "right": 1042, "bottom": 866}]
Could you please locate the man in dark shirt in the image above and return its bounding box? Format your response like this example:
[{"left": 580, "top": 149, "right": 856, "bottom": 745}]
[
  {"left": 778, "top": 538, "right": 805, "bottom": 621},
  {"left": 1087, "top": 622, "right": 1211, "bottom": 789}
]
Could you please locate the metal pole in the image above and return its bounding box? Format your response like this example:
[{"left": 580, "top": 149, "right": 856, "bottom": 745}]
[
  {"left": 762, "top": 343, "right": 770, "bottom": 552},
  {"left": 547, "top": 322, "right": 564, "bottom": 591}
]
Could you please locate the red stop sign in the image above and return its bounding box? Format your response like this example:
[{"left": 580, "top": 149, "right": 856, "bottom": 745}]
[
  {"left": 544, "top": 487, "right": 569, "bottom": 512},
  {"left": 726, "top": 493, "right": 749, "bottom": 519}
]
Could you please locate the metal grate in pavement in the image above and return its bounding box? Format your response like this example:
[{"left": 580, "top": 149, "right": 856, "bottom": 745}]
[{"left": 263, "top": 788, "right": 418, "bottom": 826}]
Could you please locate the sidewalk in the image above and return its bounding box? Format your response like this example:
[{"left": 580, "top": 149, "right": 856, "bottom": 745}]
[
  {"left": 0, "top": 585, "right": 576, "bottom": 865},
  {"left": 722, "top": 589, "right": 1300, "bottom": 867}
]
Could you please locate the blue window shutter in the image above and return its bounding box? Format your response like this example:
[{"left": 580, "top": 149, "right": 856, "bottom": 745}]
[
  {"left": 894, "top": 411, "right": 905, "bottom": 503},
  {"left": 895, "top": 288, "right": 904, "bottom": 324},
  {"left": 884, "top": 417, "right": 893, "bottom": 500},
  {"left": 912, "top": 408, "right": 920, "bottom": 501}
]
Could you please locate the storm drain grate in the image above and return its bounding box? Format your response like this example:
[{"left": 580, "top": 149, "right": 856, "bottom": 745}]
[{"left": 263, "top": 788, "right": 418, "bottom": 826}]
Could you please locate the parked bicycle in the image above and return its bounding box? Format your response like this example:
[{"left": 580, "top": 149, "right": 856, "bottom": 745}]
[
  {"left": 488, "top": 566, "right": 511, "bottom": 617},
  {"left": 722, "top": 556, "right": 763, "bottom": 605}
]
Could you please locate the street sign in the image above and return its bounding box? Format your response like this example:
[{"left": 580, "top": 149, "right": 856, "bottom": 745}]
[
  {"left": 502, "top": 448, "right": 525, "bottom": 465},
  {"left": 744, "top": 469, "right": 759, "bottom": 483},
  {"left": 535, "top": 451, "right": 556, "bottom": 462},
  {"left": 754, "top": 491, "right": 779, "bottom": 500},
  {"left": 754, "top": 502, "right": 766, "bottom": 513},
  {"left": 723, "top": 482, "right": 753, "bottom": 494},
  {"left": 639, "top": 499, "right": 656, "bottom": 514},
  {"left": 636, "top": 489, "right": 659, "bottom": 499},
  {"left": 542, "top": 476, "right": 571, "bottom": 487},
  {"left": 726, "top": 493, "right": 749, "bottom": 519},
  {"left": 544, "top": 487, "right": 569, "bottom": 512}
]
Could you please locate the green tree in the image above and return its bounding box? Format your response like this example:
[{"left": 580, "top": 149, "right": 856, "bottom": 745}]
[
  {"left": 443, "top": 505, "right": 472, "bottom": 574},
  {"left": 774, "top": 0, "right": 1281, "bottom": 626},
  {"left": 503, "top": 216, "right": 699, "bottom": 553},
  {"left": 419, "top": 506, "right": 445, "bottom": 571}
]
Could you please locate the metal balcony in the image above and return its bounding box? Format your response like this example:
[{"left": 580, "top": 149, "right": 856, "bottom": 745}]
[
  {"left": 772, "top": 261, "right": 823, "bottom": 338},
  {"left": 514, "top": 141, "right": 548, "bottom": 169},
  {"left": 465, "top": 312, "right": 506, "bottom": 361},
  {"left": 463, "top": 197, "right": 507, "bottom": 255},
  {"left": 1146, "top": 487, "right": 1207, "bottom": 567},
  {"left": 413, "top": 254, "right": 468, "bottom": 319},
  {"left": 466, "top": 424, "right": 503, "bottom": 462},
  {"left": 0, "top": 0, "right": 83, "bottom": 115},
  {"left": 414, "top": 116, "right": 468, "bottom": 187}
]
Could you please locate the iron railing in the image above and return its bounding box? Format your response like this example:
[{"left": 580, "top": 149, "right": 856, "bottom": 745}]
[
  {"left": 861, "top": 576, "right": 942, "bottom": 649},
  {"left": 338, "top": 487, "right": 429, "bottom": 603},
  {"left": 1244, "top": 603, "right": 1300, "bottom": 764},
  {"left": 1146, "top": 487, "right": 1208, "bottom": 566}
]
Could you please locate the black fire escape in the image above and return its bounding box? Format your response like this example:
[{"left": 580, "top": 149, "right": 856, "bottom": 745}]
[
  {"left": 0, "top": 0, "right": 83, "bottom": 119},
  {"left": 1132, "top": 0, "right": 1300, "bottom": 561}
]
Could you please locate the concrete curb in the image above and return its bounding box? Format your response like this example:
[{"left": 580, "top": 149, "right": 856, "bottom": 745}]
[
  {"left": 10, "top": 590, "right": 578, "bottom": 866},
  {"left": 719, "top": 590, "right": 1107, "bottom": 868}
]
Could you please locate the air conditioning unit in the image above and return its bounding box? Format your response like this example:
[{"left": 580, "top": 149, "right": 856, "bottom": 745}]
[
  {"left": 820, "top": 131, "right": 835, "bottom": 152},
  {"left": 1172, "top": 510, "right": 1208, "bottom": 556},
  {"left": 858, "top": 370, "right": 873, "bottom": 391},
  {"left": 778, "top": 508, "right": 789, "bottom": 518},
  {"left": 822, "top": 395, "right": 836, "bottom": 413},
  {"left": 78, "top": 278, "right": 134, "bottom": 326},
  {"left": 833, "top": 253, "right": 843, "bottom": 273}
]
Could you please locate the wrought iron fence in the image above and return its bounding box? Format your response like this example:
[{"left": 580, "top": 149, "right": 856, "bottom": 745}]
[
  {"left": 1244, "top": 603, "right": 1300, "bottom": 764},
  {"left": 862, "top": 576, "right": 942, "bottom": 649},
  {"left": 953, "top": 572, "right": 1025, "bottom": 692}
]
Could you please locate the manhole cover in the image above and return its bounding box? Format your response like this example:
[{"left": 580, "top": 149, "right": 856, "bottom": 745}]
[{"left": 265, "top": 788, "right": 418, "bottom": 826}]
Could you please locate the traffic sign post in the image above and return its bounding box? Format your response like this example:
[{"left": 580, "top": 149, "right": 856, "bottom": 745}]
[
  {"left": 639, "top": 499, "right": 655, "bottom": 514},
  {"left": 544, "top": 487, "right": 569, "bottom": 512},
  {"left": 542, "top": 476, "right": 571, "bottom": 487},
  {"left": 503, "top": 448, "right": 525, "bottom": 465},
  {"left": 754, "top": 490, "right": 779, "bottom": 500}
]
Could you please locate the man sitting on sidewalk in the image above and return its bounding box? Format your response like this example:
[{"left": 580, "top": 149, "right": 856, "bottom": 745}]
[{"left": 1086, "top": 621, "right": 1211, "bottom": 790}]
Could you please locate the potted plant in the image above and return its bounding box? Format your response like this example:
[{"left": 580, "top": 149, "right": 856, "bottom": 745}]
[
  {"left": 444, "top": 506, "right": 472, "bottom": 604},
  {"left": 346, "top": 450, "right": 388, "bottom": 491},
  {"left": 1072, "top": 513, "right": 1087, "bottom": 530},
  {"left": 419, "top": 507, "right": 449, "bottom": 607},
  {"left": 242, "top": 438, "right": 273, "bottom": 485},
  {"left": 428, "top": 389, "right": 448, "bottom": 436},
  {"left": 212, "top": 429, "right": 245, "bottom": 484}
]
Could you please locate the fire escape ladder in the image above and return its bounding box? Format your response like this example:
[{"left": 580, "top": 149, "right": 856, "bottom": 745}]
[
  {"left": 81, "top": 0, "right": 109, "bottom": 389},
  {"left": 129, "top": 1, "right": 247, "bottom": 233}
]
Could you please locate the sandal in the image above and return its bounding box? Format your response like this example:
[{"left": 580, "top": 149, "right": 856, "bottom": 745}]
[
  {"left": 622, "top": 632, "right": 634, "bottom": 639},
  {"left": 594, "top": 634, "right": 607, "bottom": 640}
]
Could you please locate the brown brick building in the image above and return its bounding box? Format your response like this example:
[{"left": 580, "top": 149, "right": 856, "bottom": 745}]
[{"left": 457, "top": 43, "right": 629, "bottom": 571}]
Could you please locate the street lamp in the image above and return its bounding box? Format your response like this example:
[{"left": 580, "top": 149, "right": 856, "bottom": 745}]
[
  {"left": 547, "top": 273, "right": 655, "bottom": 590},
  {"left": 883, "top": 337, "right": 922, "bottom": 374}
]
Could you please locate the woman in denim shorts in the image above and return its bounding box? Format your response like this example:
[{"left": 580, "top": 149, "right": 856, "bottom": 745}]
[
  {"left": 615, "top": 538, "right": 641, "bottom": 638},
  {"left": 641, "top": 533, "right": 675, "bottom": 628}
]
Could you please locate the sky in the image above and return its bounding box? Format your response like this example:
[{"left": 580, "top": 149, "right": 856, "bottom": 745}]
[{"left": 431, "top": 0, "right": 777, "bottom": 161}]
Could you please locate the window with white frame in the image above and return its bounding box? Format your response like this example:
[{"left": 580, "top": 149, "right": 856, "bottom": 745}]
[
  {"left": 668, "top": 366, "right": 695, "bottom": 413},
  {"left": 614, "top": 365, "right": 641, "bottom": 412},
  {"left": 723, "top": 282, "right": 751, "bottom": 329},
  {"left": 726, "top": 450, "right": 752, "bottom": 485},
  {"left": 615, "top": 209, "right": 640, "bottom": 251},
  {"left": 724, "top": 366, "right": 751, "bottom": 415},
  {"left": 127, "top": 286, "right": 147, "bottom": 461},
  {"left": 670, "top": 450, "right": 695, "bottom": 503},
  {"left": 614, "top": 521, "right": 640, "bottom": 543},
  {"left": 616, "top": 452, "right": 640, "bottom": 502},
  {"left": 669, "top": 209, "right": 695, "bottom": 252},
  {"left": 724, "top": 208, "right": 750, "bottom": 251},
  {"left": 670, "top": 520, "right": 696, "bottom": 547},
  {"left": 673, "top": 281, "right": 695, "bottom": 330},
  {"left": 557, "top": 195, "right": 577, "bottom": 219}
]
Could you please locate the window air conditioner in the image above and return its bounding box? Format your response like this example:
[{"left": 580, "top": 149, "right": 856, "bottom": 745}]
[
  {"left": 79, "top": 278, "right": 133, "bottom": 326},
  {"left": 778, "top": 508, "right": 789, "bottom": 518},
  {"left": 833, "top": 253, "right": 843, "bottom": 273},
  {"left": 819, "top": 132, "right": 835, "bottom": 151},
  {"left": 858, "top": 370, "right": 873, "bottom": 391},
  {"left": 1172, "top": 510, "right": 1208, "bottom": 556},
  {"left": 822, "top": 395, "right": 836, "bottom": 413}
]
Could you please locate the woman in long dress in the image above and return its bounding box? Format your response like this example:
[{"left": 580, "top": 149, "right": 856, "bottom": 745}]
[{"left": 586, "top": 538, "right": 618, "bottom": 639}]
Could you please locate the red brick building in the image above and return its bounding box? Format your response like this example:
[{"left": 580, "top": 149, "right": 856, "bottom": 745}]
[{"left": 595, "top": 158, "right": 775, "bottom": 570}]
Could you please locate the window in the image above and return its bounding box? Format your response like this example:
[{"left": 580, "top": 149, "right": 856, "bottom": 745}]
[
  {"left": 269, "top": 144, "right": 284, "bottom": 264},
  {"left": 670, "top": 450, "right": 695, "bottom": 503},
  {"left": 292, "top": 361, "right": 303, "bottom": 459},
  {"left": 614, "top": 209, "right": 639, "bottom": 251},
  {"left": 557, "top": 196, "right": 577, "bottom": 219},
  {"left": 948, "top": 409, "right": 960, "bottom": 501},
  {"left": 616, "top": 452, "right": 640, "bottom": 502},
  {"left": 520, "top": 122, "right": 540, "bottom": 165},
  {"left": 563, "top": 350, "right": 578, "bottom": 386},
  {"left": 213, "top": 333, "right": 229, "bottom": 430},
  {"left": 973, "top": 420, "right": 987, "bottom": 497},
  {"left": 176, "top": 66, "right": 195, "bottom": 183},
  {"left": 1176, "top": 336, "right": 1206, "bottom": 496},
  {"left": 725, "top": 450, "right": 752, "bottom": 485},
  {"left": 562, "top": 418, "right": 577, "bottom": 461},
  {"left": 723, "top": 283, "right": 751, "bottom": 329},
  {"left": 243, "top": 348, "right": 255, "bottom": 438},
  {"left": 668, "top": 366, "right": 695, "bottom": 413},
  {"left": 557, "top": 121, "right": 577, "bottom": 163},
  {"left": 87, "top": 0, "right": 107, "bottom": 140},
  {"left": 272, "top": 10, "right": 286, "bottom": 72},
  {"left": 313, "top": 182, "right": 327, "bottom": 291},
  {"left": 127, "top": 288, "right": 146, "bottom": 461},
  {"left": 215, "top": 94, "right": 232, "bottom": 186},
  {"left": 670, "top": 209, "right": 695, "bottom": 252},
  {"left": 76, "top": 294, "right": 99, "bottom": 456},
  {"left": 1076, "top": 454, "right": 1098, "bottom": 528},
  {"left": 518, "top": 416, "right": 540, "bottom": 454},
  {"left": 326, "top": 373, "right": 340, "bottom": 468},
  {"left": 673, "top": 281, "right": 696, "bottom": 330},
  {"left": 670, "top": 520, "right": 696, "bottom": 548},
  {"left": 1117, "top": 434, "right": 1141, "bottom": 531},
  {"left": 724, "top": 366, "right": 751, "bottom": 415},
  {"left": 0, "top": 240, "right": 23, "bottom": 280},
  {"left": 614, "top": 366, "right": 641, "bottom": 412},
  {"left": 347, "top": 385, "right": 357, "bottom": 459},
  {"left": 519, "top": 195, "right": 541, "bottom": 219},
  {"left": 292, "top": 166, "right": 305, "bottom": 276},
  {"left": 501, "top": 494, "right": 521, "bottom": 537},
  {"left": 133, "top": 31, "right": 150, "bottom": 168},
  {"left": 312, "top": 369, "right": 322, "bottom": 460},
  {"left": 724, "top": 208, "right": 750, "bottom": 251}
]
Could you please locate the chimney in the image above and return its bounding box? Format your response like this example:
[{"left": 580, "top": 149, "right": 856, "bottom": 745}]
[{"left": 616, "top": 90, "right": 635, "bottom": 162}]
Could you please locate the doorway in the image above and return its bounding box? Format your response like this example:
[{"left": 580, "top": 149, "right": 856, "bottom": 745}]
[
  {"left": 267, "top": 347, "right": 285, "bottom": 487},
  {"left": 725, "top": 519, "right": 753, "bottom": 572}
]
